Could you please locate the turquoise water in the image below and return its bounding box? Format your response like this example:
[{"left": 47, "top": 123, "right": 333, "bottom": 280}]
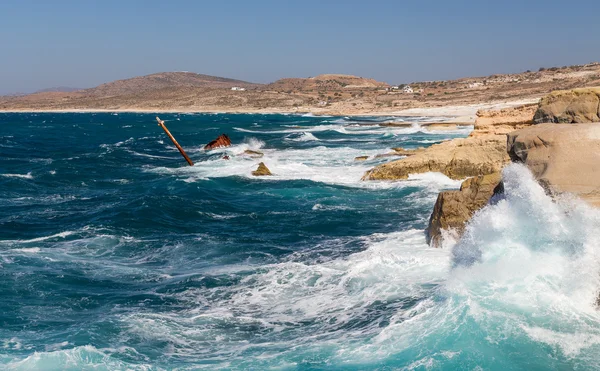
[{"left": 1, "top": 113, "right": 600, "bottom": 370}]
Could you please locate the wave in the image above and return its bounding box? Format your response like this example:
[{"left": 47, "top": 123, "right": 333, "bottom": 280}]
[
  {"left": 148, "top": 144, "right": 457, "bottom": 190},
  {"left": 4, "top": 345, "right": 154, "bottom": 371},
  {"left": 1, "top": 172, "right": 33, "bottom": 179},
  {"left": 110, "top": 228, "right": 448, "bottom": 369},
  {"left": 284, "top": 132, "right": 320, "bottom": 142},
  {"left": 233, "top": 124, "right": 343, "bottom": 134},
  {"left": 1, "top": 231, "right": 75, "bottom": 245},
  {"left": 125, "top": 149, "right": 174, "bottom": 159},
  {"left": 139, "top": 164, "right": 600, "bottom": 368}
]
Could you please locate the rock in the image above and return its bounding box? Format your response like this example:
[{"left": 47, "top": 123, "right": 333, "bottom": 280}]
[
  {"left": 378, "top": 122, "right": 413, "bottom": 128},
  {"left": 534, "top": 88, "right": 600, "bottom": 124},
  {"left": 362, "top": 135, "right": 509, "bottom": 180},
  {"left": 204, "top": 134, "right": 232, "bottom": 150},
  {"left": 507, "top": 123, "right": 600, "bottom": 206},
  {"left": 391, "top": 147, "right": 426, "bottom": 156},
  {"left": 471, "top": 104, "right": 536, "bottom": 137},
  {"left": 374, "top": 153, "right": 402, "bottom": 159},
  {"left": 362, "top": 103, "right": 537, "bottom": 181},
  {"left": 426, "top": 172, "right": 503, "bottom": 247},
  {"left": 374, "top": 147, "right": 428, "bottom": 159},
  {"left": 252, "top": 162, "right": 272, "bottom": 176},
  {"left": 354, "top": 156, "right": 369, "bottom": 161},
  {"left": 242, "top": 149, "right": 264, "bottom": 158},
  {"left": 421, "top": 123, "right": 460, "bottom": 131}
]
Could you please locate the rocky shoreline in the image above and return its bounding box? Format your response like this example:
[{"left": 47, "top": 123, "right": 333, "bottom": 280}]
[{"left": 363, "top": 87, "right": 600, "bottom": 247}]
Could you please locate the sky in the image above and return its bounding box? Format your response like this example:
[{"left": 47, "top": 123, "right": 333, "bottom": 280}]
[{"left": 1, "top": 0, "right": 599, "bottom": 94}]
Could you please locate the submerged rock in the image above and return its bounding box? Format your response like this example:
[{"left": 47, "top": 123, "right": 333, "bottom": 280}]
[
  {"left": 242, "top": 149, "right": 264, "bottom": 158},
  {"left": 354, "top": 156, "right": 369, "bottom": 161},
  {"left": 426, "top": 172, "right": 503, "bottom": 247},
  {"left": 507, "top": 123, "right": 600, "bottom": 206},
  {"left": 204, "top": 134, "right": 232, "bottom": 150},
  {"left": 252, "top": 162, "right": 272, "bottom": 176},
  {"left": 534, "top": 87, "right": 600, "bottom": 124}
]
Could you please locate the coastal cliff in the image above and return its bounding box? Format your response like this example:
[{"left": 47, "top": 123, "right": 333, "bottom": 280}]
[
  {"left": 508, "top": 124, "right": 600, "bottom": 206},
  {"left": 424, "top": 87, "right": 600, "bottom": 247},
  {"left": 534, "top": 87, "right": 600, "bottom": 123},
  {"left": 471, "top": 104, "right": 537, "bottom": 136},
  {"left": 426, "top": 172, "right": 503, "bottom": 247}
]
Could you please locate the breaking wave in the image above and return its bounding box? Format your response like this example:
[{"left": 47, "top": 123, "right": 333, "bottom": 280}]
[
  {"left": 284, "top": 132, "right": 320, "bottom": 142},
  {"left": 4, "top": 113, "right": 598, "bottom": 369}
]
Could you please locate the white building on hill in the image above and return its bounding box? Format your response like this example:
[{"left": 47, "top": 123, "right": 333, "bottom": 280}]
[{"left": 231, "top": 87, "right": 246, "bottom": 91}]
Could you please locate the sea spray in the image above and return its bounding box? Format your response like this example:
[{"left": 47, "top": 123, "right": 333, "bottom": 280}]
[
  {"left": 334, "top": 164, "right": 600, "bottom": 369},
  {"left": 442, "top": 163, "right": 600, "bottom": 365}
]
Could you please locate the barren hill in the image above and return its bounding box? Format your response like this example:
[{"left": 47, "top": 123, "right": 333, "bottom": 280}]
[
  {"left": 2, "top": 64, "right": 600, "bottom": 115},
  {"left": 266, "top": 74, "right": 389, "bottom": 91},
  {"left": 83, "top": 72, "right": 261, "bottom": 97},
  {"left": 35, "top": 87, "right": 82, "bottom": 93}
]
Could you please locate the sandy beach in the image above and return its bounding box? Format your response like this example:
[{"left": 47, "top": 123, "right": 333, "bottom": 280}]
[{"left": 0, "top": 98, "right": 540, "bottom": 125}]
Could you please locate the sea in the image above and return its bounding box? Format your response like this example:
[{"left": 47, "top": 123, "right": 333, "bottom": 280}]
[{"left": 1, "top": 112, "right": 600, "bottom": 370}]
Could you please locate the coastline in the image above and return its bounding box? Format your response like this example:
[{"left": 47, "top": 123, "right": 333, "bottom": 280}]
[{"left": 0, "top": 98, "right": 539, "bottom": 124}]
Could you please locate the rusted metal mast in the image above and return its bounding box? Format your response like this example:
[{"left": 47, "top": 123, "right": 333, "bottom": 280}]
[{"left": 156, "top": 117, "right": 194, "bottom": 166}]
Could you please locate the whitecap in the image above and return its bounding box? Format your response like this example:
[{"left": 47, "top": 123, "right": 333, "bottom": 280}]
[
  {"left": 1, "top": 172, "right": 33, "bottom": 179},
  {"left": 1, "top": 231, "right": 74, "bottom": 245},
  {"left": 284, "top": 132, "right": 320, "bottom": 142}
]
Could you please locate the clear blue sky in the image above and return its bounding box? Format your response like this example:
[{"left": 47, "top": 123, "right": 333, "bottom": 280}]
[{"left": 1, "top": 0, "right": 599, "bottom": 94}]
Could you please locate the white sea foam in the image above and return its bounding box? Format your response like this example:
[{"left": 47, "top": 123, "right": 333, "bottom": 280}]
[
  {"left": 5, "top": 345, "right": 154, "bottom": 371},
  {"left": 137, "top": 164, "right": 600, "bottom": 368},
  {"left": 116, "top": 228, "right": 449, "bottom": 365},
  {"left": 233, "top": 124, "right": 343, "bottom": 134},
  {"left": 149, "top": 145, "right": 382, "bottom": 187},
  {"left": 284, "top": 132, "right": 320, "bottom": 142},
  {"left": 11, "top": 247, "right": 41, "bottom": 254},
  {"left": 126, "top": 149, "right": 173, "bottom": 159},
  {"left": 0, "top": 231, "right": 74, "bottom": 245},
  {"left": 232, "top": 120, "right": 468, "bottom": 138},
  {"left": 1, "top": 172, "right": 33, "bottom": 179},
  {"left": 149, "top": 138, "right": 465, "bottom": 193},
  {"left": 6, "top": 155, "right": 599, "bottom": 368},
  {"left": 344, "top": 164, "right": 600, "bottom": 364}
]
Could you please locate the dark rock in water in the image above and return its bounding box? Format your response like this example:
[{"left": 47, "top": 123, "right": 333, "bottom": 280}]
[
  {"left": 426, "top": 172, "right": 503, "bottom": 247},
  {"left": 242, "top": 149, "right": 264, "bottom": 158},
  {"left": 354, "top": 156, "right": 369, "bottom": 161},
  {"left": 222, "top": 155, "right": 230, "bottom": 160},
  {"left": 204, "top": 134, "right": 232, "bottom": 150},
  {"left": 252, "top": 162, "right": 272, "bottom": 176}
]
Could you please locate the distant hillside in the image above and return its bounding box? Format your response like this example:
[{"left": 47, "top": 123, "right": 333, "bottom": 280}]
[
  {"left": 2, "top": 63, "right": 600, "bottom": 115},
  {"left": 266, "top": 74, "right": 389, "bottom": 91},
  {"left": 84, "top": 72, "right": 261, "bottom": 97},
  {"left": 35, "top": 87, "right": 82, "bottom": 93}
]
